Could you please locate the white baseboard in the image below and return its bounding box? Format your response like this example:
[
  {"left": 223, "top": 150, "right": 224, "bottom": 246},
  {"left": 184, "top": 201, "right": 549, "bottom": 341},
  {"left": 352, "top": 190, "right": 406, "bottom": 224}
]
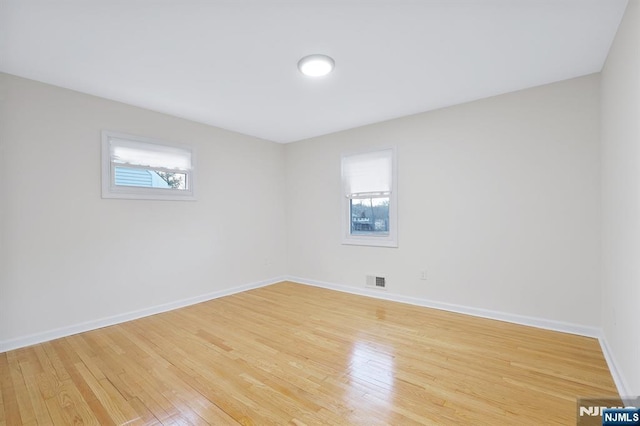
[
  {"left": 0, "top": 276, "right": 286, "bottom": 353},
  {"left": 3, "top": 274, "right": 630, "bottom": 403},
  {"left": 287, "top": 276, "right": 638, "bottom": 399},
  {"left": 599, "top": 335, "right": 633, "bottom": 403},
  {"left": 287, "top": 276, "right": 601, "bottom": 338}
]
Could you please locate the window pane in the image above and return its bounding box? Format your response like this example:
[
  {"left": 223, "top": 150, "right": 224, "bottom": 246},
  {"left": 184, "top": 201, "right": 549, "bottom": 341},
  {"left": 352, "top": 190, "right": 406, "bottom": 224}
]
[
  {"left": 350, "top": 197, "right": 390, "bottom": 235},
  {"left": 114, "top": 167, "right": 187, "bottom": 190}
]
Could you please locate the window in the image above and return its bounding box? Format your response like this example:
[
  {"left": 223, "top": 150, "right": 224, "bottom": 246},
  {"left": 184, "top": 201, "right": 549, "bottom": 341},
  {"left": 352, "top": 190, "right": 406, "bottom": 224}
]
[
  {"left": 341, "top": 148, "right": 397, "bottom": 247},
  {"left": 101, "top": 131, "right": 195, "bottom": 200}
]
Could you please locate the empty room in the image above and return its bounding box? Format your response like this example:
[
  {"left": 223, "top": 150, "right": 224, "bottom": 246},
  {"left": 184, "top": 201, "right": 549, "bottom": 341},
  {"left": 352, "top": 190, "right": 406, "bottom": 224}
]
[{"left": 1, "top": 0, "right": 639, "bottom": 425}]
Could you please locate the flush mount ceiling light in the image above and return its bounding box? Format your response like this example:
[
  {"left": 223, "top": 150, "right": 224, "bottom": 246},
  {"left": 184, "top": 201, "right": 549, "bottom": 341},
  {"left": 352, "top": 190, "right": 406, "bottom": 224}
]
[{"left": 297, "top": 54, "right": 335, "bottom": 77}]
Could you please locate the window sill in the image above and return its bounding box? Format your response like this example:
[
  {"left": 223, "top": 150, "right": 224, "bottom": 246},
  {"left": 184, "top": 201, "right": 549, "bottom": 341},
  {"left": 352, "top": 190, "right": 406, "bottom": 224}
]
[
  {"left": 341, "top": 237, "right": 398, "bottom": 248},
  {"left": 102, "top": 187, "right": 196, "bottom": 201}
]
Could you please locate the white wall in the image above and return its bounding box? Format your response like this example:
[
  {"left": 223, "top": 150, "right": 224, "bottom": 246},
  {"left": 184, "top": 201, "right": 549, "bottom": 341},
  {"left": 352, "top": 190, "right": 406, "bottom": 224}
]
[
  {"left": 601, "top": 0, "right": 640, "bottom": 397},
  {"left": 285, "top": 75, "right": 602, "bottom": 328},
  {"left": 0, "top": 73, "right": 287, "bottom": 347}
]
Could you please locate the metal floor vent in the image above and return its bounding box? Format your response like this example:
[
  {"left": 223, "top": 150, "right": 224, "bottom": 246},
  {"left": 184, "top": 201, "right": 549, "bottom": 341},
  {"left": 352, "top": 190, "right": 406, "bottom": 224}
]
[{"left": 366, "top": 275, "right": 387, "bottom": 290}]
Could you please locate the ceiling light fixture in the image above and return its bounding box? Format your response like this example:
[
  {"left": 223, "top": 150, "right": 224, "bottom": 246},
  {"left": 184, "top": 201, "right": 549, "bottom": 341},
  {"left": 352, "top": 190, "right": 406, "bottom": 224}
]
[{"left": 297, "top": 54, "right": 335, "bottom": 77}]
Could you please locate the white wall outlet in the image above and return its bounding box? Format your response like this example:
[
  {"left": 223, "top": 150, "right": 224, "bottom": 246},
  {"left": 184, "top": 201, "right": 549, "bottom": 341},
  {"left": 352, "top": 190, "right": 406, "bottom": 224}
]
[{"left": 420, "top": 270, "right": 428, "bottom": 280}]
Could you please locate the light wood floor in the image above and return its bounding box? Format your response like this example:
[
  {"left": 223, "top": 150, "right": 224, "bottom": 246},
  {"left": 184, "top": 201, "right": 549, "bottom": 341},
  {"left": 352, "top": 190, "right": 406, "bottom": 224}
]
[{"left": 0, "top": 282, "right": 618, "bottom": 425}]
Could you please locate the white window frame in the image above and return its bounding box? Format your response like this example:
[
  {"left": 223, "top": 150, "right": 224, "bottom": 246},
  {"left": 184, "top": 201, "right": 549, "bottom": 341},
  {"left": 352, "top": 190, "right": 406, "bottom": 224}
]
[
  {"left": 101, "top": 130, "right": 196, "bottom": 201},
  {"left": 341, "top": 147, "right": 398, "bottom": 248}
]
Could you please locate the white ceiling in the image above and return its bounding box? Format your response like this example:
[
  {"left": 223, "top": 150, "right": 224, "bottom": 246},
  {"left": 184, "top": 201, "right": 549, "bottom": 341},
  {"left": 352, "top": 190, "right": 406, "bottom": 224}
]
[{"left": 0, "top": 0, "right": 628, "bottom": 143}]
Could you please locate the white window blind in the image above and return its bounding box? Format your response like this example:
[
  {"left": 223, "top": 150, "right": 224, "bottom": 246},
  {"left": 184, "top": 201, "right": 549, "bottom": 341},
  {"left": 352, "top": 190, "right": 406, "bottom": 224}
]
[
  {"left": 110, "top": 138, "right": 192, "bottom": 171},
  {"left": 342, "top": 149, "right": 393, "bottom": 197}
]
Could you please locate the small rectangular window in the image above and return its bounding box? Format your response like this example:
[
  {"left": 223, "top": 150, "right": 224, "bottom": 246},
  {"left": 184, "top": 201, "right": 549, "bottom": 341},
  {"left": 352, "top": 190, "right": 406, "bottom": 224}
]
[
  {"left": 341, "top": 148, "right": 397, "bottom": 247},
  {"left": 101, "top": 131, "right": 195, "bottom": 200}
]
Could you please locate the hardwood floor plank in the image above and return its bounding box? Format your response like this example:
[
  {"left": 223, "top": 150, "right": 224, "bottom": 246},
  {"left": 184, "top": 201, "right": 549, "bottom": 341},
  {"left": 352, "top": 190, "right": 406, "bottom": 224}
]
[
  {"left": 52, "top": 340, "right": 117, "bottom": 426},
  {"left": 0, "top": 352, "right": 22, "bottom": 426},
  {"left": 0, "top": 282, "right": 619, "bottom": 425},
  {"left": 74, "top": 362, "right": 138, "bottom": 425},
  {"left": 15, "top": 352, "right": 53, "bottom": 425},
  {"left": 6, "top": 351, "right": 37, "bottom": 425},
  {"left": 49, "top": 380, "right": 101, "bottom": 425}
]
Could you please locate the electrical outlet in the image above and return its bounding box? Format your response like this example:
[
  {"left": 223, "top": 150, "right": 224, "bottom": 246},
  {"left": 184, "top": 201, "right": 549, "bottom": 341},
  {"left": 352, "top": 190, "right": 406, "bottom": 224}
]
[{"left": 420, "top": 270, "right": 427, "bottom": 280}]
